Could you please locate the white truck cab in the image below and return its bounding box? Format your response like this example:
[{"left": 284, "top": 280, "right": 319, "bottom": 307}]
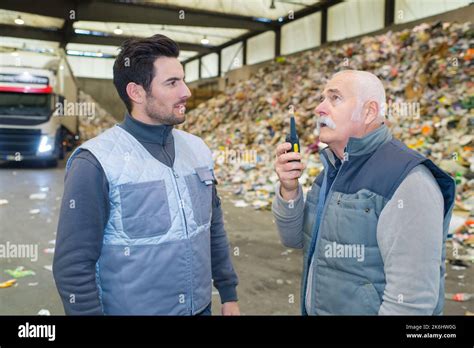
[{"left": 0, "top": 50, "right": 79, "bottom": 166}]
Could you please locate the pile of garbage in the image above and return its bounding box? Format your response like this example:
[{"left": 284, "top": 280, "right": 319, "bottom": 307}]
[
  {"left": 182, "top": 21, "right": 474, "bottom": 211},
  {"left": 78, "top": 91, "right": 118, "bottom": 141}
]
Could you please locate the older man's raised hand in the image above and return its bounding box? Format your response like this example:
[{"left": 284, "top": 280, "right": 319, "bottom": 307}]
[{"left": 274, "top": 142, "right": 305, "bottom": 201}]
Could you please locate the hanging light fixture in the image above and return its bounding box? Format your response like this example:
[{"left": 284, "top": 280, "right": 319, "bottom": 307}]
[
  {"left": 200, "top": 35, "right": 209, "bottom": 45},
  {"left": 14, "top": 16, "right": 24, "bottom": 25},
  {"left": 114, "top": 26, "right": 123, "bottom": 35}
]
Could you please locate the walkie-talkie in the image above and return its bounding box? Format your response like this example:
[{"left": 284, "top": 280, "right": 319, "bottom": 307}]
[{"left": 285, "top": 116, "right": 300, "bottom": 161}]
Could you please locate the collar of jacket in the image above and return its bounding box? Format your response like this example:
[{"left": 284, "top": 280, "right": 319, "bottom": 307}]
[
  {"left": 319, "top": 124, "right": 392, "bottom": 169},
  {"left": 121, "top": 112, "right": 174, "bottom": 146}
]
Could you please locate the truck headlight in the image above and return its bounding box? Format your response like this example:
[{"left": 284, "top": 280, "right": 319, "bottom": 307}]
[{"left": 37, "top": 135, "right": 54, "bottom": 154}]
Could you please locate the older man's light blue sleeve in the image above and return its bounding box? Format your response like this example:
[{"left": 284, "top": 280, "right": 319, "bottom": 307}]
[
  {"left": 377, "top": 165, "right": 444, "bottom": 315},
  {"left": 272, "top": 183, "right": 305, "bottom": 249}
]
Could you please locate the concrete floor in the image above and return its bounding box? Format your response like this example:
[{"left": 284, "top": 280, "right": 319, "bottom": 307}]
[{"left": 0, "top": 160, "right": 472, "bottom": 315}]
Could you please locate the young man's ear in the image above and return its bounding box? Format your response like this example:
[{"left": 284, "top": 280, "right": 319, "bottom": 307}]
[
  {"left": 126, "top": 82, "right": 146, "bottom": 106},
  {"left": 364, "top": 100, "right": 379, "bottom": 125}
]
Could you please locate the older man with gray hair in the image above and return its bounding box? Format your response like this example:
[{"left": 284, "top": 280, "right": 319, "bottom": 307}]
[{"left": 272, "top": 70, "right": 455, "bottom": 315}]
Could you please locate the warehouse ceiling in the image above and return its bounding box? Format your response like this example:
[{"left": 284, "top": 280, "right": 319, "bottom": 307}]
[
  {"left": 145, "top": 0, "right": 320, "bottom": 19},
  {"left": 0, "top": 0, "right": 328, "bottom": 60}
]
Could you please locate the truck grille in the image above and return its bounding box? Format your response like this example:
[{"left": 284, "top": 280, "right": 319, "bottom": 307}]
[{"left": 0, "top": 128, "right": 42, "bottom": 158}]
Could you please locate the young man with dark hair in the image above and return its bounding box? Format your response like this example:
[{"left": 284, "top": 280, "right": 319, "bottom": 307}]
[{"left": 54, "top": 34, "right": 239, "bottom": 315}]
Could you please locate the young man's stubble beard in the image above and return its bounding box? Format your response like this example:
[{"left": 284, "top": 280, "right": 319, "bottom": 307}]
[{"left": 144, "top": 93, "right": 186, "bottom": 126}]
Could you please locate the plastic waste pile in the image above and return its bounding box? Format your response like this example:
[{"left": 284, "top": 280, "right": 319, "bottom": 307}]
[{"left": 182, "top": 21, "right": 473, "bottom": 211}]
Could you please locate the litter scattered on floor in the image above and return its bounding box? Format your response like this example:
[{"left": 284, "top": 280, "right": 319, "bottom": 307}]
[
  {"left": 37, "top": 309, "right": 51, "bottom": 316},
  {"left": 449, "top": 259, "right": 470, "bottom": 268},
  {"left": 445, "top": 293, "right": 473, "bottom": 302},
  {"left": 5, "top": 266, "right": 36, "bottom": 279},
  {"left": 43, "top": 265, "right": 53, "bottom": 272},
  {"left": 447, "top": 215, "right": 474, "bottom": 282},
  {"left": 233, "top": 200, "right": 249, "bottom": 208},
  {"left": 43, "top": 248, "right": 55, "bottom": 254},
  {"left": 29, "top": 209, "right": 40, "bottom": 215},
  {"left": 29, "top": 193, "right": 47, "bottom": 200},
  {"left": 0, "top": 199, "right": 9, "bottom": 206},
  {"left": 451, "top": 265, "right": 468, "bottom": 271},
  {"left": 252, "top": 199, "right": 270, "bottom": 210},
  {"left": 0, "top": 279, "right": 17, "bottom": 288},
  {"left": 28, "top": 282, "right": 38, "bottom": 287}
]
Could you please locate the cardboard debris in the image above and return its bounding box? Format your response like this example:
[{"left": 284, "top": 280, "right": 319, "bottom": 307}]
[
  {"left": 180, "top": 21, "right": 473, "bottom": 211},
  {"left": 0, "top": 199, "right": 8, "bottom": 206}
]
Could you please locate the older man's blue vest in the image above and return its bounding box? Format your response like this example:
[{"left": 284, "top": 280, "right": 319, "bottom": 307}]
[{"left": 302, "top": 125, "right": 455, "bottom": 315}]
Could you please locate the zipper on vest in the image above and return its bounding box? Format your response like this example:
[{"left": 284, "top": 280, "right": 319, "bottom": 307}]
[
  {"left": 304, "top": 154, "right": 346, "bottom": 314},
  {"left": 170, "top": 168, "right": 188, "bottom": 237},
  {"left": 170, "top": 167, "right": 193, "bottom": 314}
]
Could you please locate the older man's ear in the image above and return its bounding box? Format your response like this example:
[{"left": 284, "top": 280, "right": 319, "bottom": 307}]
[{"left": 363, "top": 100, "right": 381, "bottom": 125}]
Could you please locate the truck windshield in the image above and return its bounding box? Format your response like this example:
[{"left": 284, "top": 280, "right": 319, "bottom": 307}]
[{"left": 0, "top": 92, "right": 51, "bottom": 116}]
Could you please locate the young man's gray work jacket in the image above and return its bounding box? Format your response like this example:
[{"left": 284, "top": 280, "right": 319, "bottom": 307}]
[{"left": 61, "top": 124, "right": 226, "bottom": 315}]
